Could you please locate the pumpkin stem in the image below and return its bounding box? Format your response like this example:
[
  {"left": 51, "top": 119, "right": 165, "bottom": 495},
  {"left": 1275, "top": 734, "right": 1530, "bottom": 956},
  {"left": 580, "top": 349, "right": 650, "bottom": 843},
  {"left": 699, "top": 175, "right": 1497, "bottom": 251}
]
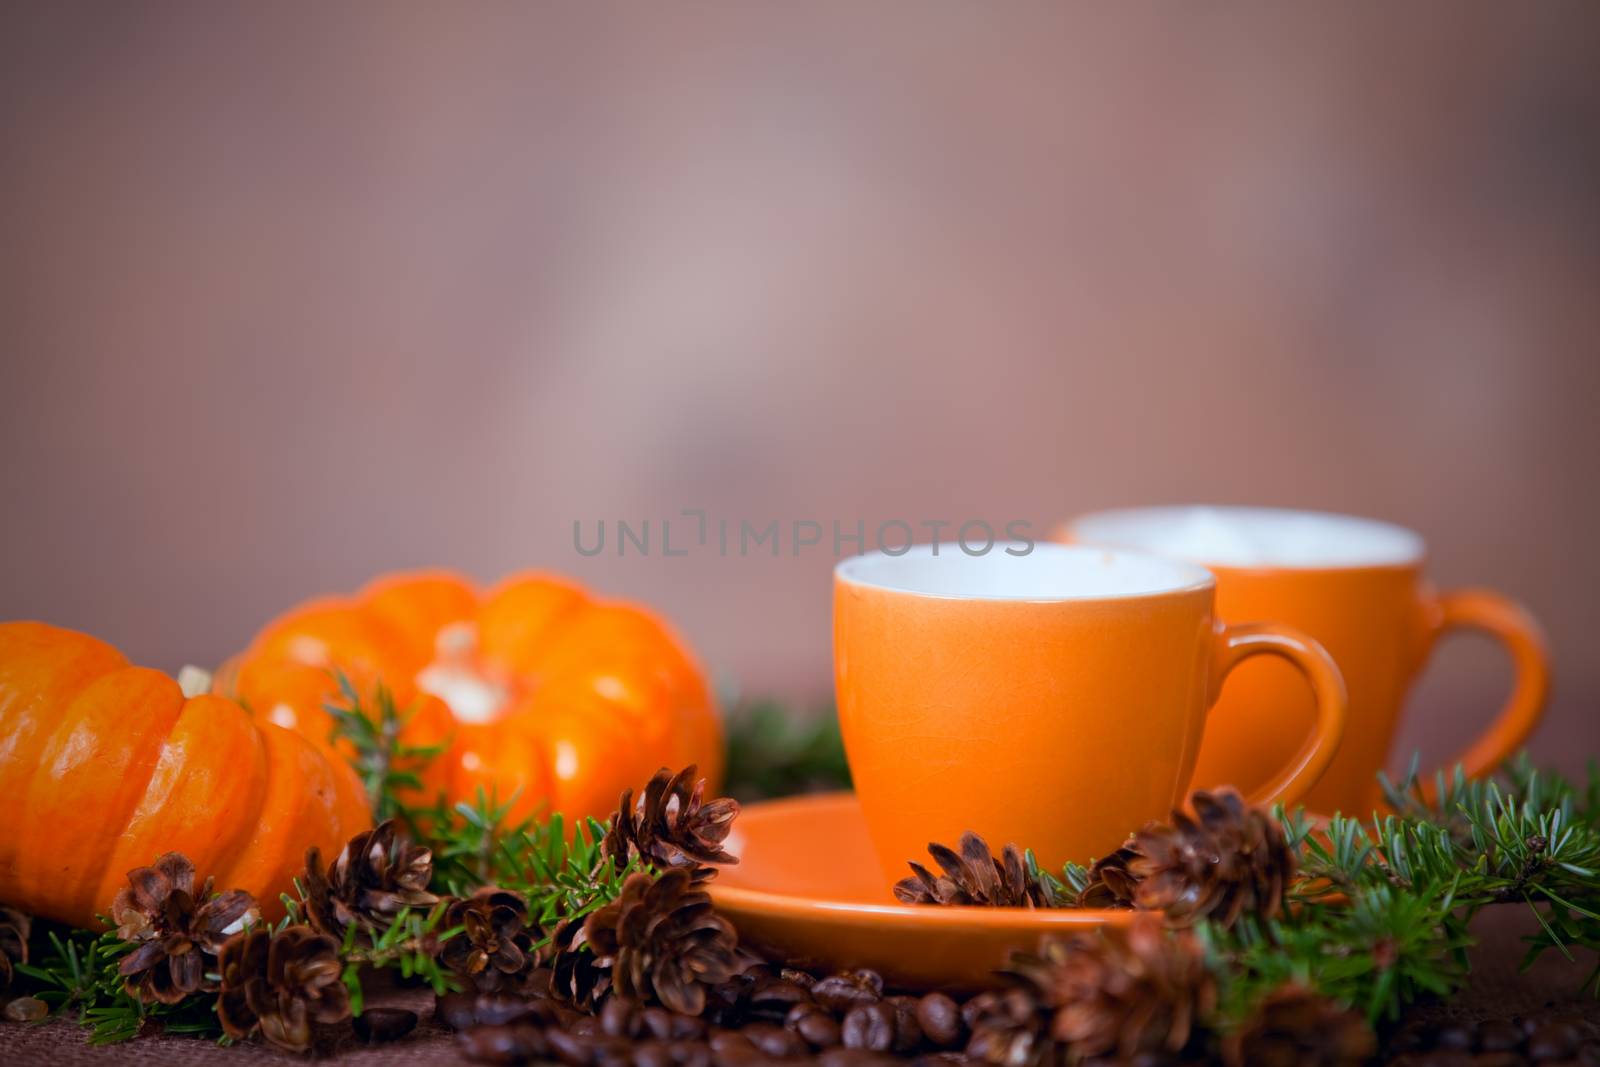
[{"left": 177, "top": 665, "right": 213, "bottom": 699}]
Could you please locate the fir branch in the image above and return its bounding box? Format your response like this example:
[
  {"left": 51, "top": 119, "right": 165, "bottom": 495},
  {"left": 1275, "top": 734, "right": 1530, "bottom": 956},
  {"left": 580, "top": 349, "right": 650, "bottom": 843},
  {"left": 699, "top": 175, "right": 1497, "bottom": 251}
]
[
  {"left": 16, "top": 925, "right": 227, "bottom": 1045},
  {"left": 323, "top": 671, "right": 449, "bottom": 822},
  {"left": 1209, "top": 754, "right": 1600, "bottom": 1026},
  {"left": 335, "top": 904, "right": 462, "bottom": 1014},
  {"left": 722, "top": 699, "right": 851, "bottom": 801}
]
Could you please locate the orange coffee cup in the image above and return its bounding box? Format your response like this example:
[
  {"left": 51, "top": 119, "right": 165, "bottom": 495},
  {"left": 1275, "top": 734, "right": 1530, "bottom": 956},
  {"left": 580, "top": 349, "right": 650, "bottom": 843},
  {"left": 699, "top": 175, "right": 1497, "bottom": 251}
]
[
  {"left": 833, "top": 543, "right": 1347, "bottom": 890},
  {"left": 1060, "top": 506, "right": 1549, "bottom": 815}
]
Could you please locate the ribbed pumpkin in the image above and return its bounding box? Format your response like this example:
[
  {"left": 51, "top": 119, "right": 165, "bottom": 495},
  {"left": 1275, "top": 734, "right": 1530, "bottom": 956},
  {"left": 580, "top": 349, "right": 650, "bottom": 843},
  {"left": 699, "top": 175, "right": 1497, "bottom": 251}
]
[
  {"left": 215, "top": 570, "right": 721, "bottom": 823},
  {"left": 0, "top": 622, "right": 370, "bottom": 929}
]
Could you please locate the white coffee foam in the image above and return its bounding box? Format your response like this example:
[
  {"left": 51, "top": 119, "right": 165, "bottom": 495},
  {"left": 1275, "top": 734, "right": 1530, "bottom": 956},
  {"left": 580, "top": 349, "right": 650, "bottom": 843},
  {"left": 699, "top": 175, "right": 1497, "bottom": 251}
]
[
  {"left": 835, "top": 542, "right": 1213, "bottom": 600},
  {"left": 1070, "top": 507, "right": 1424, "bottom": 568}
]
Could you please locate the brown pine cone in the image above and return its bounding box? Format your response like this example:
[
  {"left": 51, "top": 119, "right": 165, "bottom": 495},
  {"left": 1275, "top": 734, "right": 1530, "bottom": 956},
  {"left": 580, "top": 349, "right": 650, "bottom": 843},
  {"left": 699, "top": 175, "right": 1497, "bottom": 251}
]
[
  {"left": 110, "top": 852, "right": 258, "bottom": 1004},
  {"left": 547, "top": 912, "right": 612, "bottom": 1010},
  {"left": 582, "top": 868, "right": 740, "bottom": 1015},
  {"left": 303, "top": 819, "right": 438, "bottom": 938},
  {"left": 603, "top": 765, "right": 740, "bottom": 873},
  {"left": 1222, "top": 984, "right": 1375, "bottom": 1067},
  {"left": 894, "top": 832, "right": 1051, "bottom": 908},
  {"left": 1074, "top": 844, "right": 1140, "bottom": 909},
  {"left": 0, "top": 907, "right": 30, "bottom": 994},
  {"left": 439, "top": 887, "right": 536, "bottom": 993},
  {"left": 1008, "top": 913, "right": 1216, "bottom": 1062},
  {"left": 217, "top": 926, "right": 351, "bottom": 1053},
  {"left": 1129, "top": 788, "right": 1294, "bottom": 927}
]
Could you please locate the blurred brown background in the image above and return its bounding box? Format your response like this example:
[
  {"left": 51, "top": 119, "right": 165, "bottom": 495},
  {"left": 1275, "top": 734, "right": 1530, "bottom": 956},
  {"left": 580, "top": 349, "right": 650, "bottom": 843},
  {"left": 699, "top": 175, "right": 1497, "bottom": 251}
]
[{"left": 2, "top": 2, "right": 1597, "bottom": 776}]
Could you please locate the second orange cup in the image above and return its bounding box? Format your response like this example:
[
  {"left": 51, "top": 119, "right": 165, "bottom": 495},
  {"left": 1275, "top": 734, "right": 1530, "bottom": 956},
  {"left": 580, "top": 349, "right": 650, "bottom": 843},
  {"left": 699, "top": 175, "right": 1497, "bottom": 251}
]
[
  {"left": 833, "top": 544, "right": 1348, "bottom": 892},
  {"left": 1059, "top": 506, "right": 1550, "bottom": 815}
]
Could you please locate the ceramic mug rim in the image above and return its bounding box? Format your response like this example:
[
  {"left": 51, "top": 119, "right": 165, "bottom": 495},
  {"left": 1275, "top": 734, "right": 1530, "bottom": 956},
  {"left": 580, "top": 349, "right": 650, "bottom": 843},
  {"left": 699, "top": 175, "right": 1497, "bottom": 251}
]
[
  {"left": 833, "top": 542, "right": 1215, "bottom": 604},
  {"left": 1063, "top": 505, "right": 1427, "bottom": 572}
]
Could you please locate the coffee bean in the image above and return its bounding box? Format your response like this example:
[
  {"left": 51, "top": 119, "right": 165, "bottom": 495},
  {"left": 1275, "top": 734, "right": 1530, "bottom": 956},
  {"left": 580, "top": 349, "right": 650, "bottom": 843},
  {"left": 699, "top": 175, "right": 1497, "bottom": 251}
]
[
  {"left": 632, "top": 1040, "right": 676, "bottom": 1067},
  {"left": 640, "top": 1008, "right": 673, "bottom": 1041},
  {"left": 548, "top": 1028, "right": 599, "bottom": 1066},
  {"left": 437, "top": 991, "right": 480, "bottom": 1031},
  {"left": 710, "top": 1046, "right": 765, "bottom": 1067},
  {"left": 749, "top": 979, "right": 812, "bottom": 1019},
  {"left": 916, "top": 993, "right": 963, "bottom": 1049},
  {"left": 813, "top": 971, "right": 884, "bottom": 1014},
  {"left": 1479, "top": 1021, "right": 1525, "bottom": 1052},
  {"left": 456, "top": 1023, "right": 548, "bottom": 1065},
  {"left": 353, "top": 1006, "right": 418, "bottom": 1043},
  {"left": 1436, "top": 1022, "right": 1476, "bottom": 1050},
  {"left": 959, "top": 993, "right": 1001, "bottom": 1032},
  {"left": 571, "top": 1016, "right": 600, "bottom": 1038},
  {"left": 478, "top": 993, "right": 539, "bottom": 1026},
  {"left": 788, "top": 1005, "right": 843, "bottom": 1048},
  {"left": 709, "top": 1030, "right": 756, "bottom": 1055},
  {"left": 603, "top": 998, "right": 643, "bottom": 1038},
  {"left": 745, "top": 1021, "right": 807, "bottom": 1058},
  {"left": 669, "top": 1040, "right": 714, "bottom": 1067},
  {"left": 1529, "top": 1023, "right": 1580, "bottom": 1061},
  {"left": 884, "top": 996, "right": 923, "bottom": 1053},
  {"left": 781, "top": 969, "right": 816, "bottom": 989},
  {"left": 2, "top": 996, "right": 45, "bottom": 1023},
  {"left": 842, "top": 1003, "right": 896, "bottom": 1052}
]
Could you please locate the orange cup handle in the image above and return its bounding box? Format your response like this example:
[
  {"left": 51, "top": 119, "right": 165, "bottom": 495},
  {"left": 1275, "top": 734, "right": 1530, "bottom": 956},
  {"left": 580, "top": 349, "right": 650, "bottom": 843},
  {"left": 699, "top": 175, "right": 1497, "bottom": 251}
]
[
  {"left": 1208, "top": 622, "right": 1349, "bottom": 809},
  {"left": 1431, "top": 588, "right": 1550, "bottom": 781}
]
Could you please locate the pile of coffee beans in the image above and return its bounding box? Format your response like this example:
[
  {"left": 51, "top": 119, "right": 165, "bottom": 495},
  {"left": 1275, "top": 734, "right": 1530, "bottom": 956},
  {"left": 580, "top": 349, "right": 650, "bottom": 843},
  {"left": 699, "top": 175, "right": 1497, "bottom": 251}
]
[
  {"left": 444, "top": 965, "right": 988, "bottom": 1067},
  {"left": 1384, "top": 1005, "right": 1600, "bottom": 1066},
  {"left": 439, "top": 962, "right": 1600, "bottom": 1067}
]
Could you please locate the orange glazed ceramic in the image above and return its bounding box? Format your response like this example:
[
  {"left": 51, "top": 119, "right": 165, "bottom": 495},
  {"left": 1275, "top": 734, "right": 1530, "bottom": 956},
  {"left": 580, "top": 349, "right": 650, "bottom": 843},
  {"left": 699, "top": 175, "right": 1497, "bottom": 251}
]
[
  {"left": 833, "top": 544, "right": 1347, "bottom": 889},
  {"left": 0, "top": 621, "right": 370, "bottom": 929},
  {"left": 708, "top": 792, "right": 1135, "bottom": 991},
  {"left": 217, "top": 570, "right": 721, "bottom": 822},
  {"left": 1061, "top": 506, "right": 1549, "bottom": 815}
]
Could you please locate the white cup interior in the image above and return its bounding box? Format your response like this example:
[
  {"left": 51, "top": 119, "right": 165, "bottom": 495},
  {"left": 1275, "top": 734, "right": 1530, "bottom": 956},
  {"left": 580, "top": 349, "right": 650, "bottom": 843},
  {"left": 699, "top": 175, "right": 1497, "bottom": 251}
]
[
  {"left": 1069, "top": 506, "right": 1424, "bottom": 568},
  {"left": 834, "top": 542, "right": 1213, "bottom": 601}
]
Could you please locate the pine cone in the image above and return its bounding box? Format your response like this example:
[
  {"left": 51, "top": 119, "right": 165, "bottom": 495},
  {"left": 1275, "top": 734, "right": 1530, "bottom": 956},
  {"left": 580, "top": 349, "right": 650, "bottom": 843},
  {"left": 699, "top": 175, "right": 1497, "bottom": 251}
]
[
  {"left": 439, "top": 887, "right": 536, "bottom": 993},
  {"left": 602, "top": 765, "right": 740, "bottom": 873},
  {"left": 547, "top": 912, "right": 611, "bottom": 1010},
  {"left": 1129, "top": 788, "right": 1294, "bottom": 927},
  {"left": 1074, "top": 844, "right": 1140, "bottom": 909},
  {"left": 0, "top": 907, "right": 30, "bottom": 995},
  {"left": 894, "top": 832, "right": 1051, "bottom": 908},
  {"left": 1222, "top": 984, "right": 1375, "bottom": 1067},
  {"left": 303, "top": 819, "right": 438, "bottom": 938},
  {"left": 582, "top": 868, "right": 740, "bottom": 1015},
  {"left": 1008, "top": 914, "right": 1216, "bottom": 1062},
  {"left": 110, "top": 852, "right": 258, "bottom": 1004},
  {"left": 217, "top": 926, "right": 351, "bottom": 1053}
]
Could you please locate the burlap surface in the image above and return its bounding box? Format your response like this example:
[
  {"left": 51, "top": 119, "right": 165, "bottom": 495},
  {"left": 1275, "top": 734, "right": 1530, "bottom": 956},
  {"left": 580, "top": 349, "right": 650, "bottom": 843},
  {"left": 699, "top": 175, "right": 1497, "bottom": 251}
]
[{"left": 3, "top": 906, "right": 1595, "bottom": 1065}]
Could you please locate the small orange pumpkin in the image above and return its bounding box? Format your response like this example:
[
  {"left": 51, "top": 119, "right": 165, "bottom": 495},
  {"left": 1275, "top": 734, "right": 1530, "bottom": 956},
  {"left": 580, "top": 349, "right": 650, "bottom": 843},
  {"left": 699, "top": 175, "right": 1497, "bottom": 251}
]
[
  {"left": 0, "top": 622, "right": 370, "bottom": 929},
  {"left": 216, "top": 570, "right": 721, "bottom": 823}
]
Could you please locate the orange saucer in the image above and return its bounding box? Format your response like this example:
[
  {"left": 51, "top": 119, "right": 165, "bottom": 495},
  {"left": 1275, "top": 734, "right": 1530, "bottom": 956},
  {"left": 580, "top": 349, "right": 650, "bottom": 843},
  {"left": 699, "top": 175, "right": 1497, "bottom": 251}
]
[{"left": 706, "top": 792, "right": 1133, "bottom": 991}]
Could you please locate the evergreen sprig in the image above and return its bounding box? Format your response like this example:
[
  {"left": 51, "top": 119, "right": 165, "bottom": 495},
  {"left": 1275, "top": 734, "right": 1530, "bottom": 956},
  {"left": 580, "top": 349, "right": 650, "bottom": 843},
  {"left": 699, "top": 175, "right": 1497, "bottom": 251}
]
[
  {"left": 1199, "top": 755, "right": 1600, "bottom": 1028},
  {"left": 15, "top": 926, "right": 228, "bottom": 1045},
  {"left": 335, "top": 904, "right": 462, "bottom": 1015},
  {"left": 722, "top": 699, "right": 850, "bottom": 800},
  {"left": 324, "top": 671, "right": 449, "bottom": 822}
]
